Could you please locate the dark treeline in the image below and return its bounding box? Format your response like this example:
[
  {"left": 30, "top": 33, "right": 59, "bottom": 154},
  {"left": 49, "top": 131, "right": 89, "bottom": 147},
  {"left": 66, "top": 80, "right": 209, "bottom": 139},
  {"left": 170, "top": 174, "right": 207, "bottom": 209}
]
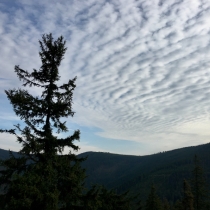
[
  {"left": 133, "top": 154, "right": 210, "bottom": 210},
  {"left": 79, "top": 143, "right": 210, "bottom": 207},
  {"left": 0, "top": 150, "right": 209, "bottom": 209}
]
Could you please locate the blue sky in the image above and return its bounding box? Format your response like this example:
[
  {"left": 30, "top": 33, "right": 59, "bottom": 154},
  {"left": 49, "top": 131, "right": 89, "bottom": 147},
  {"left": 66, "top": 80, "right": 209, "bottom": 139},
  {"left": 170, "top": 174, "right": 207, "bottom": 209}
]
[{"left": 1, "top": 0, "right": 210, "bottom": 155}]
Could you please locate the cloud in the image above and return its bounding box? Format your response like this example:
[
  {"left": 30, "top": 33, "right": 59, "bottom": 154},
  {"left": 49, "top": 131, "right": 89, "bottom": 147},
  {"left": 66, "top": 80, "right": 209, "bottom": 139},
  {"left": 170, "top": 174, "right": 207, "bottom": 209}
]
[
  {"left": 1, "top": 0, "right": 210, "bottom": 155},
  {"left": 0, "top": 133, "right": 20, "bottom": 152}
]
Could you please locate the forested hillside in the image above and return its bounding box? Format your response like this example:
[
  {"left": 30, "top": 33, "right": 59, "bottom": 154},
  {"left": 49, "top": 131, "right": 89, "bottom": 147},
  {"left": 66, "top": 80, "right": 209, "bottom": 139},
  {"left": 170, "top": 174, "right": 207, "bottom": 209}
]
[
  {"left": 79, "top": 143, "right": 210, "bottom": 203},
  {"left": 1, "top": 142, "right": 210, "bottom": 208}
]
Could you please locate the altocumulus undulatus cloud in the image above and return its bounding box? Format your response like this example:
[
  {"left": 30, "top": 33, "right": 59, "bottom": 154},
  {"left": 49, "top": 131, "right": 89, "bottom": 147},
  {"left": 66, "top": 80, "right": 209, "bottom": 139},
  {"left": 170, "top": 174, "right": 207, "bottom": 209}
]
[{"left": 1, "top": 0, "right": 210, "bottom": 155}]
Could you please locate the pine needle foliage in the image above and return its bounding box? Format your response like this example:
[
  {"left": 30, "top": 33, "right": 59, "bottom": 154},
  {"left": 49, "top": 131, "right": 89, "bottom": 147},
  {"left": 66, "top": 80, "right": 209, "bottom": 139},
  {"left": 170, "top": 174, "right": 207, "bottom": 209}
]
[
  {"left": 0, "top": 34, "right": 86, "bottom": 210},
  {"left": 191, "top": 155, "right": 208, "bottom": 210},
  {"left": 182, "top": 180, "right": 194, "bottom": 210},
  {"left": 145, "top": 185, "right": 163, "bottom": 210}
]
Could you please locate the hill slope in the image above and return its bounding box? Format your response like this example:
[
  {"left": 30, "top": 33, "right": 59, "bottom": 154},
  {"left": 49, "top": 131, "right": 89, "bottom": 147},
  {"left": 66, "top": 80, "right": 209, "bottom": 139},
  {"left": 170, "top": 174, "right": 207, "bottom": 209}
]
[
  {"left": 0, "top": 143, "right": 210, "bottom": 202},
  {"left": 79, "top": 143, "right": 210, "bottom": 202}
]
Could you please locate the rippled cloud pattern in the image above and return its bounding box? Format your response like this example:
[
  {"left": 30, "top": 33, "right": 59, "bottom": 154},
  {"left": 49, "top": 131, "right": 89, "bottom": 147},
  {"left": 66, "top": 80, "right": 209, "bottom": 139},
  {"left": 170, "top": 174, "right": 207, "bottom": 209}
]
[{"left": 1, "top": 0, "right": 210, "bottom": 154}]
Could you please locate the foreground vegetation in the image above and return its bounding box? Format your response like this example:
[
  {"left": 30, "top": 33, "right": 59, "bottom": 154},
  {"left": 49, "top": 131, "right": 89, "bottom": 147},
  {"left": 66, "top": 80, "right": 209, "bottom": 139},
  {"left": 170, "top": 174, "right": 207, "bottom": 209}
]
[
  {"left": 82, "top": 150, "right": 210, "bottom": 209},
  {"left": 142, "top": 155, "right": 210, "bottom": 210}
]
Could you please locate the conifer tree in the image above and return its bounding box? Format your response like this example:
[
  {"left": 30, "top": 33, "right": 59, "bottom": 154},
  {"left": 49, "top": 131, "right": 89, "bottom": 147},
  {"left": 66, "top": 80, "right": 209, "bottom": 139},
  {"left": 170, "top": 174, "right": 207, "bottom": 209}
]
[
  {"left": 182, "top": 179, "right": 194, "bottom": 210},
  {"left": 145, "top": 185, "right": 163, "bottom": 210},
  {"left": 0, "top": 34, "right": 86, "bottom": 210},
  {"left": 136, "top": 198, "right": 143, "bottom": 210},
  {"left": 163, "top": 198, "right": 171, "bottom": 210},
  {"left": 191, "top": 155, "right": 207, "bottom": 210},
  {"left": 173, "top": 200, "right": 183, "bottom": 210},
  {"left": 82, "top": 185, "right": 131, "bottom": 210}
]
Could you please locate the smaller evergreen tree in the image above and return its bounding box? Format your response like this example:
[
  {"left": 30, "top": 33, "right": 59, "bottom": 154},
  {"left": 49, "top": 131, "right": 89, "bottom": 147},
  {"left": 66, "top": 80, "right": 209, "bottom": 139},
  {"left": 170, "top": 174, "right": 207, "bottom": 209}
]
[
  {"left": 99, "top": 187, "right": 131, "bottom": 210},
  {"left": 191, "top": 155, "right": 208, "bottom": 210},
  {"left": 136, "top": 198, "right": 143, "bottom": 210},
  {"left": 173, "top": 200, "right": 183, "bottom": 210},
  {"left": 182, "top": 179, "right": 194, "bottom": 210},
  {"left": 83, "top": 185, "right": 132, "bottom": 210},
  {"left": 163, "top": 198, "right": 171, "bottom": 210},
  {"left": 145, "top": 184, "right": 163, "bottom": 210}
]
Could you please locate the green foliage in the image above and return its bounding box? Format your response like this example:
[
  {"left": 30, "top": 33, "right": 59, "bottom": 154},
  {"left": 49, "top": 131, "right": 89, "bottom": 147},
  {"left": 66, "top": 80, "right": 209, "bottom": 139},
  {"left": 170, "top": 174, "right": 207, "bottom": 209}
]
[
  {"left": 136, "top": 198, "right": 143, "bottom": 210},
  {"left": 173, "top": 200, "right": 183, "bottom": 210},
  {"left": 0, "top": 34, "right": 86, "bottom": 209},
  {"left": 97, "top": 187, "right": 131, "bottom": 210},
  {"left": 170, "top": 180, "right": 194, "bottom": 210},
  {"left": 182, "top": 179, "right": 194, "bottom": 210},
  {"left": 80, "top": 144, "right": 210, "bottom": 203},
  {"left": 145, "top": 185, "right": 163, "bottom": 210},
  {"left": 82, "top": 185, "right": 132, "bottom": 210},
  {"left": 163, "top": 198, "right": 171, "bottom": 210},
  {"left": 191, "top": 155, "right": 208, "bottom": 210}
]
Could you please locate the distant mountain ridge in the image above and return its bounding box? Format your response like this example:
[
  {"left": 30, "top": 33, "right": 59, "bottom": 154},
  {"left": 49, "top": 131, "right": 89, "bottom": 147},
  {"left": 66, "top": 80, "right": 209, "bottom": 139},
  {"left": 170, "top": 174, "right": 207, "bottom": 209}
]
[
  {"left": 0, "top": 148, "right": 16, "bottom": 160},
  {"left": 1, "top": 143, "right": 210, "bottom": 203},
  {"left": 78, "top": 143, "right": 210, "bottom": 202}
]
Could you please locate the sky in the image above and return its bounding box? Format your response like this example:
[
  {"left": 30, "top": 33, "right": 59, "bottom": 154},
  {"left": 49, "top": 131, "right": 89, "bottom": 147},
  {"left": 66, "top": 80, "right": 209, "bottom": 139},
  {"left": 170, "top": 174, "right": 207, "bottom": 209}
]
[{"left": 1, "top": 0, "right": 210, "bottom": 156}]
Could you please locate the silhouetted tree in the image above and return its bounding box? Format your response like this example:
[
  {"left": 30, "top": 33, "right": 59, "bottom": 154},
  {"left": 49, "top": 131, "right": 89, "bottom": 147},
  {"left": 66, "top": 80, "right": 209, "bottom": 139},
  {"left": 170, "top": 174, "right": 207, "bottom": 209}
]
[
  {"left": 145, "top": 185, "right": 163, "bottom": 210},
  {"left": 98, "top": 187, "right": 131, "bottom": 210},
  {"left": 136, "top": 198, "right": 143, "bottom": 210},
  {"left": 173, "top": 200, "right": 182, "bottom": 210},
  {"left": 0, "top": 34, "right": 85, "bottom": 210},
  {"left": 163, "top": 198, "right": 171, "bottom": 210},
  {"left": 182, "top": 179, "right": 194, "bottom": 210},
  {"left": 83, "top": 185, "right": 131, "bottom": 210},
  {"left": 191, "top": 155, "right": 207, "bottom": 210}
]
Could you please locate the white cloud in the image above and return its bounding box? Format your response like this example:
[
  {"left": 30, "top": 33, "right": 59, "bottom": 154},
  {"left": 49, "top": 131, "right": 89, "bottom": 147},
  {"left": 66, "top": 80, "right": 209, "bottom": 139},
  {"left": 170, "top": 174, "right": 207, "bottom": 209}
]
[
  {"left": 0, "top": 133, "right": 20, "bottom": 152},
  {"left": 1, "top": 0, "right": 210, "bottom": 155}
]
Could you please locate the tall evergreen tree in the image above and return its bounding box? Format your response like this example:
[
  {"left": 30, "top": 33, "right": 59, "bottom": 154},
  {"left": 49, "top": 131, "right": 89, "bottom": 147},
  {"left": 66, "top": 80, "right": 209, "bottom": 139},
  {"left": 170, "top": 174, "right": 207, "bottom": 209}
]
[
  {"left": 98, "top": 187, "right": 131, "bottom": 210},
  {"left": 136, "top": 198, "right": 143, "bottom": 210},
  {"left": 0, "top": 34, "right": 86, "bottom": 210},
  {"left": 182, "top": 179, "right": 194, "bottom": 210},
  {"left": 191, "top": 155, "right": 207, "bottom": 210},
  {"left": 82, "top": 185, "right": 131, "bottom": 210},
  {"left": 173, "top": 200, "right": 183, "bottom": 210},
  {"left": 145, "top": 185, "right": 163, "bottom": 210},
  {"left": 163, "top": 198, "right": 171, "bottom": 210}
]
